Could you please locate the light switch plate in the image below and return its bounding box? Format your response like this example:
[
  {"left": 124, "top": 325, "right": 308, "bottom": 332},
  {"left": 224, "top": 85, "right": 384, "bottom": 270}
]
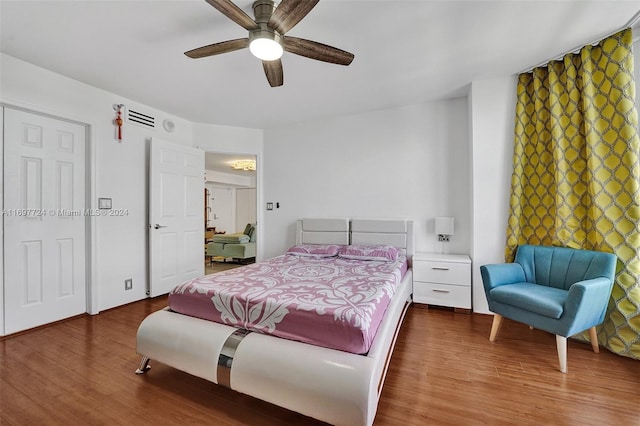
[{"left": 98, "top": 198, "right": 112, "bottom": 209}]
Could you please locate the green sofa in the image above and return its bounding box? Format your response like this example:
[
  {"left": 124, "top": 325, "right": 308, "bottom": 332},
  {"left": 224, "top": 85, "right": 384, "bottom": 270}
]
[{"left": 207, "top": 223, "right": 256, "bottom": 263}]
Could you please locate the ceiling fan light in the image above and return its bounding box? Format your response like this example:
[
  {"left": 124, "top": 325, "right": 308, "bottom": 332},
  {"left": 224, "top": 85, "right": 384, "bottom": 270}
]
[
  {"left": 249, "top": 28, "right": 283, "bottom": 61},
  {"left": 250, "top": 38, "right": 283, "bottom": 61}
]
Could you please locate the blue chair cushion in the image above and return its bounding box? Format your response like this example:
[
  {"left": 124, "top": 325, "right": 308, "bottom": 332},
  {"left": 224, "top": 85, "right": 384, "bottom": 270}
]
[{"left": 490, "top": 283, "right": 568, "bottom": 319}]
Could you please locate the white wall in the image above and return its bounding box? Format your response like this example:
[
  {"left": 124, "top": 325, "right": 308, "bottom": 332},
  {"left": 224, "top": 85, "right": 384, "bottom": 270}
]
[
  {"left": 469, "top": 77, "right": 517, "bottom": 314},
  {"left": 262, "top": 99, "right": 470, "bottom": 260},
  {"left": 0, "top": 53, "right": 263, "bottom": 322},
  {"left": 0, "top": 53, "right": 196, "bottom": 315},
  {"left": 236, "top": 188, "right": 257, "bottom": 230}
]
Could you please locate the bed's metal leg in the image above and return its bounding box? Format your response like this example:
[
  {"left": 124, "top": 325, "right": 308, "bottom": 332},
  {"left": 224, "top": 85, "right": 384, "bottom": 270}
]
[{"left": 135, "top": 356, "right": 151, "bottom": 374}]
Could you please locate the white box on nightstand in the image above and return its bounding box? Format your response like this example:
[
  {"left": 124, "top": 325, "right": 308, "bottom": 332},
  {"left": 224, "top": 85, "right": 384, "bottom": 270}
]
[{"left": 412, "top": 252, "right": 471, "bottom": 310}]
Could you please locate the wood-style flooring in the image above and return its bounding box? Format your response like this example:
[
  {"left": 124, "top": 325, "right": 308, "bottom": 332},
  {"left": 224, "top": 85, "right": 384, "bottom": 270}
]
[
  {"left": 1, "top": 299, "right": 638, "bottom": 425},
  {"left": 205, "top": 261, "right": 244, "bottom": 275}
]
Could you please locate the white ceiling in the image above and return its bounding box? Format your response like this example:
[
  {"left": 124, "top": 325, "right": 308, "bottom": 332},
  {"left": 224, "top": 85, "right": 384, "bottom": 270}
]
[
  {"left": 1, "top": 1, "right": 640, "bottom": 130},
  {"left": 206, "top": 152, "right": 256, "bottom": 176}
]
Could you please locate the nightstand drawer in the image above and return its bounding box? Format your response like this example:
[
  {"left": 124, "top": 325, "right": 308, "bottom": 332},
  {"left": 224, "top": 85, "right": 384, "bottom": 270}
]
[
  {"left": 413, "top": 282, "right": 471, "bottom": 308},
  {"left": 413, "top": 261, "right": 469, "bottom": 286}
]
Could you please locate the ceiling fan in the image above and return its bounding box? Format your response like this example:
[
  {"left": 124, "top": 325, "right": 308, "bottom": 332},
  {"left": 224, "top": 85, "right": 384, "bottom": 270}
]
[{"left": 185, "top": 0, "right": 355, "bottom": 87}]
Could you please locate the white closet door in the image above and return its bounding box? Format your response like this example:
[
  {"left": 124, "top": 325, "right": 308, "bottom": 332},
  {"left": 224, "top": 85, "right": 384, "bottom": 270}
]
[{"left": 3, "top": 108, "right": 87, "bottom": 334}]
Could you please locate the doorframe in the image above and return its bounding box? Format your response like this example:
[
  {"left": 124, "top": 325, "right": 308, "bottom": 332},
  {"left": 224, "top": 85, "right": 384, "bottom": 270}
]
[
  {"left": 0, "top": 99, "right": 98, "bottom": 335},
  {"left": 204, "top": 150, "right": 262, "bottom": 262}
]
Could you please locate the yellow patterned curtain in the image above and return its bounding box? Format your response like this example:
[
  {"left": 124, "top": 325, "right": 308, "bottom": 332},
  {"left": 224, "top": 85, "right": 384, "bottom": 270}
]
[{"left": 506, "top": 29, "right": 640, "bottom": 359}]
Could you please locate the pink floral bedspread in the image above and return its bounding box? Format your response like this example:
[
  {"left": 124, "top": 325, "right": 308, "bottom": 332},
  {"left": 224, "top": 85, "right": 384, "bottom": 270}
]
[{"left": 169, "top": 254, "right": 408, "bottom": 354}]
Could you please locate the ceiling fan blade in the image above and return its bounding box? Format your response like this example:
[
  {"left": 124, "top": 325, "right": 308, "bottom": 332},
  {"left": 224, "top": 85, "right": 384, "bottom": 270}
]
[
  {"left": 268, "top": 0, "right": 319, "bottom": 34},
  {"left": 263, "top": 59, "right": 283, "bottom": 87},
  {"left": 205, "top": 0, "right": 258, "bottom": 31},
  {"left": 284, "top": 37, "right": 354, "bottom": 65},
  {"left": 184, "top": 38, "right": 249, "bottom": 59}
]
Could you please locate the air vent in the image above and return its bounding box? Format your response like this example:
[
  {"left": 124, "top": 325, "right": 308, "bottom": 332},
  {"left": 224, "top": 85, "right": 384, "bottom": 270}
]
[{"left": 126, "top": 108, "right": 155, "bottom": 128}]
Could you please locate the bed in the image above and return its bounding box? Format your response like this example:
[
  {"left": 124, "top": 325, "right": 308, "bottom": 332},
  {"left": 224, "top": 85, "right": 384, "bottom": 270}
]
[{"left": 135, "top": 218, "right": 414, "bottom": 426}]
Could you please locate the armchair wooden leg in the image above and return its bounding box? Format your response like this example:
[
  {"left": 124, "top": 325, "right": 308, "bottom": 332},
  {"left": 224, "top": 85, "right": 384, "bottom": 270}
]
[
  {"left": 588, "top": 326, "right": 600, "bottom": 354},
  {"left": 556, "top": 335, "right": 567, "bottom": 373},
  {"left": 489, "top": 314, "right": 503, "bottom": 342}
]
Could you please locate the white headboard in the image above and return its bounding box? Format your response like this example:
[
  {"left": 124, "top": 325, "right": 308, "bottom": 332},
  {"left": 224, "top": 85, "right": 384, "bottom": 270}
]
[
  {"left": 351, "top": 218, "right": 414, "bottom": 257},
  {"left": 296, "top": 218, "right": 414, "bottom": 257},
  {"left": 296, "top": 218, "right": 350, "bottom": 245}
]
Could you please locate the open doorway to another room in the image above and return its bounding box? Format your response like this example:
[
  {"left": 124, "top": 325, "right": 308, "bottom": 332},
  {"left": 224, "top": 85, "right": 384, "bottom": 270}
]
[{"left": 204, "top": 152, "right": 257, "bottom": 275}]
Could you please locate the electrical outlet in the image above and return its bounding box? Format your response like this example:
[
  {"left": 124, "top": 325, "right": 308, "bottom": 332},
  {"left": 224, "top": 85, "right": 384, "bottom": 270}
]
[
  {"left": 438, "top": 235, "right": 450, "bottom": 242},
  {"left": 125, "top": 278, "right": 133, "bottom": 290}
]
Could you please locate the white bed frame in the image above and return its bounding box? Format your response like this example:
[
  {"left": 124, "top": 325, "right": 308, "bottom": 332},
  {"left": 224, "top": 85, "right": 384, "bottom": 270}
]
[{"left": 136, "top": 218, "right": 414, "bottom": 426}]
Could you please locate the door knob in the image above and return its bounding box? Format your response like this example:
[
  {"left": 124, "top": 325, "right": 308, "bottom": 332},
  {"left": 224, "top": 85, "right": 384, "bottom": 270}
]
[{"left": 153, "top": 224, "right": 167, "bottom": 229}]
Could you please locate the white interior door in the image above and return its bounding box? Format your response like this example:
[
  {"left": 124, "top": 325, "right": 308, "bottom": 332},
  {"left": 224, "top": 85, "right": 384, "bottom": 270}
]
[
  {"left": 149, "top": 138, "right": 204, "bottom": 297},
  {"left": 210, "top": 186, "right": 234, "bottom": 232},
  {"left": 3, "top": 108, "right": 87, "bottom": 334}
]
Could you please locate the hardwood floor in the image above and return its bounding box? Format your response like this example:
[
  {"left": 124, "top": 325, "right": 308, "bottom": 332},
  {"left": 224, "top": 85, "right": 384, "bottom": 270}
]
[{"left": 1, "top": 299, "right": 638, "bottom": 425}]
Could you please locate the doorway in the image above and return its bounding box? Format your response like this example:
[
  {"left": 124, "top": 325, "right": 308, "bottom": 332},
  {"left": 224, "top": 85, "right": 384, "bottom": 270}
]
[{"left": 204, "top": 152, "right": 257, "bottom": 274}]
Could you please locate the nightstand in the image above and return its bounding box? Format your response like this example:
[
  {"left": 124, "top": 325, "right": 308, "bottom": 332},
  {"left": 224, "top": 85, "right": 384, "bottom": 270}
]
[{"left": 412, "top": 252, "right": 471, "bottom": 311}]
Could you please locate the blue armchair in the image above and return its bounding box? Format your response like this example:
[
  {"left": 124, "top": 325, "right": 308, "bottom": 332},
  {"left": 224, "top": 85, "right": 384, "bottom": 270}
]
[{"left": 480, "top": 245, "right": 617, "bottom": 373}]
